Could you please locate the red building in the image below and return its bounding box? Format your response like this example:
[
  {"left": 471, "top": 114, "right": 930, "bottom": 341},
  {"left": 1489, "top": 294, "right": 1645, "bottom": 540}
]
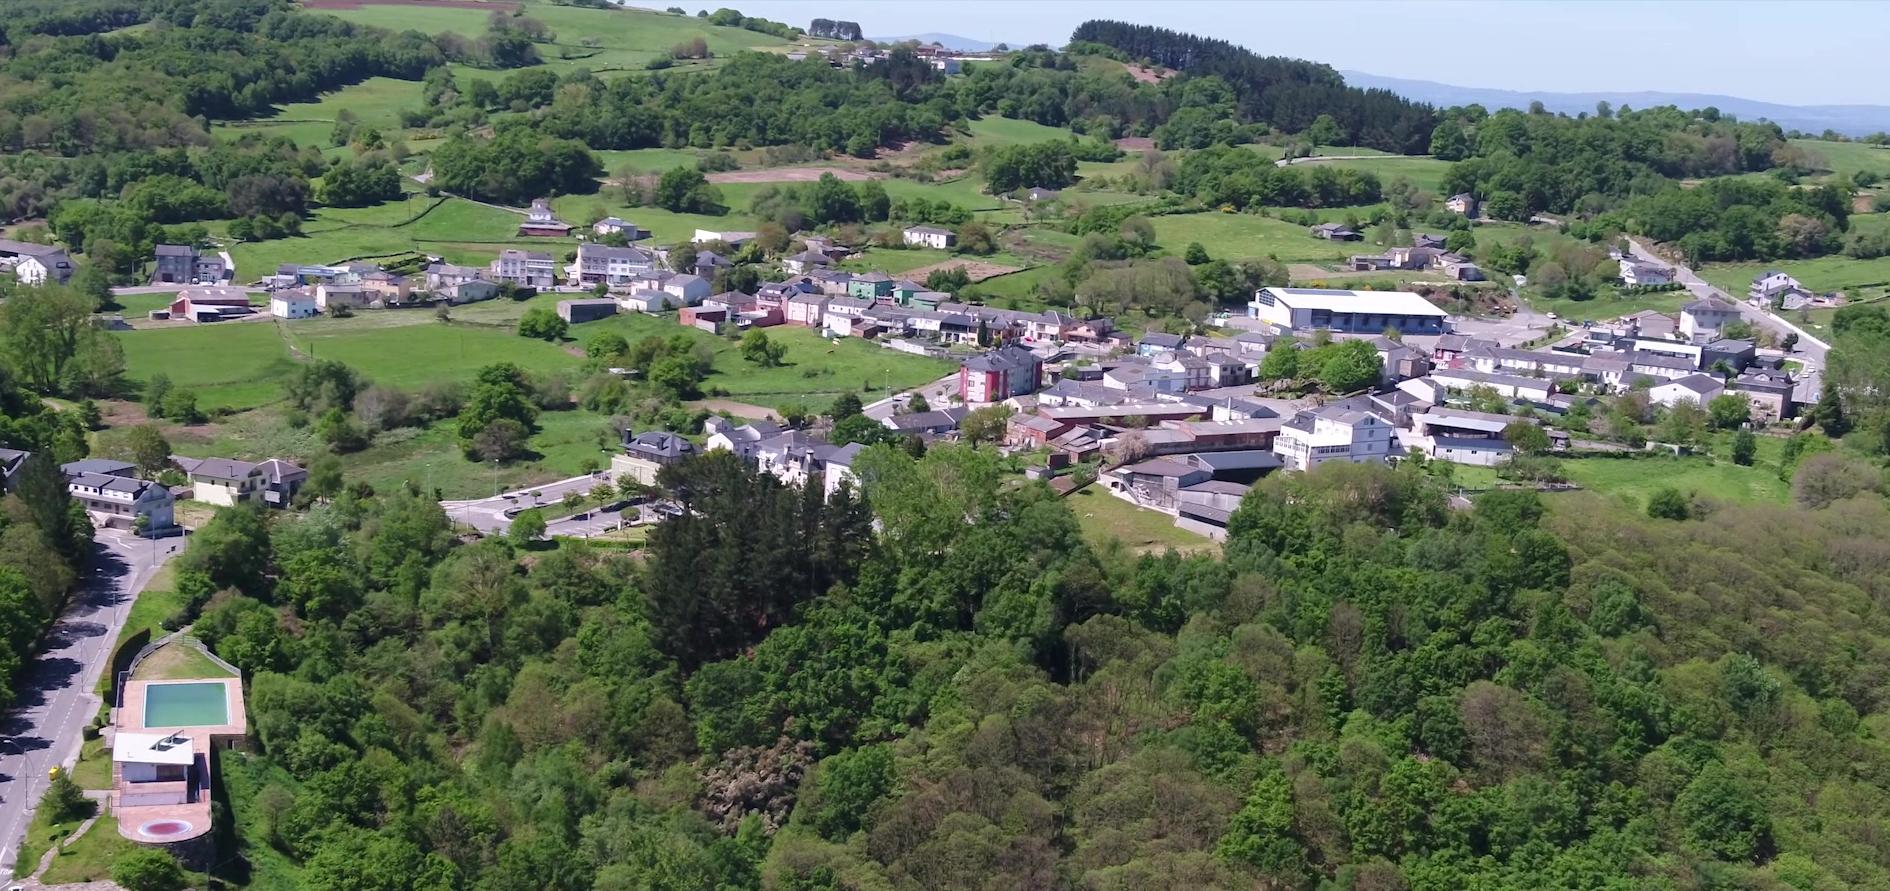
[{"left": 959, "top": 345, "right": 1044, "bottom": 404}]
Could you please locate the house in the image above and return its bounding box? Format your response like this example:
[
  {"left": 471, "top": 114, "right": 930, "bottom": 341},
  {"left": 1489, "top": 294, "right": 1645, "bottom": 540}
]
[
  {"left": 903, "top": 225, "right": 956, "bottom": 249},
  {"left": 1680, "top": 296, "right": 1742, "bottom": 339},
  {"left": 1626, "top": 351, "right": 1698, "bottom": 384},
  {"left": 693, "top": 229, "right": 758, "bottom": 249},
  {"left": 592, "top": 217, "right": 646, "bottom": 240},
  {"left": 1426, "top": 368, "right": 1557, "bottom": 401},
  {"left": 517, "top": 199, "right": 573, "bottom": 237},
  {"left": 820, "top": 295, "right": 875, "bottom": 334},
  {"left": 152, "top": 244, "right": 229, "bottom": 285},
  {"left": 1650, "top": 373, "right": 1725, "bottom": 408},
  {"left": 109, "top": 676, "right": 246, "bottom": 864},
  {"left": 1137, "top": 332, "right": 1187, "bottom": 357},
  {"left": 61, "top": 460, "right": 173, "bottom": 532},
  {"left": 704, "top": 417, "right": 783, "bottom": 459},
  {"left": 490, "top": 249, "right": 556, "bottom": 289},
  {"left": 783, "top": 247, "right": 833, "bottom": 275},
  {"left": 574, "top": 244, "right": 657, "bottom": 287},
  {"left": 16, "top": 251, "right": 74, "bottom": 286},
  {"left": 1412, "top": 233, "right": 1447, "bottom": 250},
  {"left": 170, "top": 456, "right": 265, "bottom": 507},
  {"left": 1272, "top": 405, "right": 1394, "bottom": 471},
  {"left": 558, "top": 299, "right": 619, "bottom": 324},
  {"left": 1439, "top": 258, "right": 1484, "bottom": 281},
  {"left": 960, "top": 345, "right": 1044, "bottom": 403},
  {"left": 255, "top": 459, "right": 307, "bottom": 507},
  {"left": 1249, "top": 286, "right": 1449, "bottom": 335},
  {"left": 1748, "top": 271, "right": 1804, "bottom": 304},
  {"left": 1445, "top": 193, "right": 1478, "bottom": 216},
  {"left": 1412, "top": 408, "right": 1530, "bottom": 466},
  {"left": 1152, "top": 351, "right": 1212, "bottom": 391},
  {"left": 268, "top": 289, "right": 317, "bottom": 319},
  {"left": 693, "top": 250, "right": 733, "bottom": 278},
  {"left": 1465, "top": 345, "right": 1584, "bottom": 378},
  {"left": 314, "top": 282, "right": 370, "bottom": 311},
  {"left": 1204, "top": 353, "right": 1254, "bottom": 388},
  {"left": 612, "top": 430, "right": 697, "bottom": 486},
  {"left": 1025, "top": 186, "right": 1061, "bottom": 202},
  {"left": 785, "top": 293, "right": 829, "bottom": 326},
  {"left": 1309, "top": 222, "right": 1362, "bottom": 241},
  {"left": 822, "top": 442, "right": 867, "bottom": 499},
  {"left": 425, "top": 263, "right": 489, "bottom": 298},
  {"left": 1731, "top": 367, "right": 1795, "bottom": 421},
  {"left": 1107, "top": 459, "right": 1212, "bottom": 511},
  {"left": 1619, "top": 258, "right": 1673, "bottom": 286},
  {"left": 848, "top": 271, "right": 895, "bottom": 300},
  {"left": 807, "top": 268, "right": 856, "bottom": 296},
  {"left": 0, "top": 447, "right": 27, "bottom": 494},
  {"left": 1702, "top": 339, "right": 1756, "bottom": 373},
  {"left": 663, "top": 273, "right": 711, "bottom": 306},
  {"left": 622, "top": 290, "right": 677, "bottom": 313},
  {"left": 169, "top": 286, "right": 255, "bottom": 323},
  {"left": 355, "top": 268, "right": 413, "bottom": 304},
  {"left": 1007, "top": 412, "right": 1071, "bottom": 448}
]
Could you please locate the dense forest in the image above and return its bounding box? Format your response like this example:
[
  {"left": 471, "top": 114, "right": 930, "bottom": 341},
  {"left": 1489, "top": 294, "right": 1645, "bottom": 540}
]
[
  {"left": 1067, "top": 20, "right": 1438, "bottom": 153},
  {"left": 155, "top": 428, "right": 1890, "bottom": 890}
]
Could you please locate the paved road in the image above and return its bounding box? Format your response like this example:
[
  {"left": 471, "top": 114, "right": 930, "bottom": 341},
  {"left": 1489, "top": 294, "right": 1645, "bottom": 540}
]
[
  {"left": 1625, "top": 238, "right": 1829, "bottom": 367},
  {"left": 440, "top": 472, "right": 616, "bottom": 534},
  {"left": 0, "top": 530, "right": 186, "bottom": 881},
  {"left": 864, "top": 373, "right": 957, "bottom": 422}
]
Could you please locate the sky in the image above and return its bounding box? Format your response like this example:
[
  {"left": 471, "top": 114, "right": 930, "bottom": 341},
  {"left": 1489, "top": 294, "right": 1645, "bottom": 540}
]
[{"left": 726, "top": 1, "right": 1887, "bottom": 107}]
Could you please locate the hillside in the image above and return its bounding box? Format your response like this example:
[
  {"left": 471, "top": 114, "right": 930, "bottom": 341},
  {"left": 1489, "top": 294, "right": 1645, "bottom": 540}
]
[{"left": 1343, "top": 70, "right": 1890, "bottom": 137}]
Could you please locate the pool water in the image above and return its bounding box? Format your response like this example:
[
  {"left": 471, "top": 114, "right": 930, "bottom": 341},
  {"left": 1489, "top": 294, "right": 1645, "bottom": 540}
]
[{"left": 143, "top": 682, "right": 229, "bottom": 727}]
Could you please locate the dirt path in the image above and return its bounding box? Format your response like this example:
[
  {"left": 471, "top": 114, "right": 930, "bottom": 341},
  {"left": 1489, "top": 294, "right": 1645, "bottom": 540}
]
[
  {"left": 686, "top": 399, "right": 782, "bottom": 419},
  {"left": 901, "top": 259, "right": 1023, "bottom": 283},
  {"left": 705, "top": 167, "right": 886, "bottom": 184}
]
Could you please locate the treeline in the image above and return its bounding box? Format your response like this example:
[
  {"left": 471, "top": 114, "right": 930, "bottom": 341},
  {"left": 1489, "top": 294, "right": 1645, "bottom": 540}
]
[
  {"left": 168, "top": 429, "right": 1890, "bottom": 890},
  {"left": 429, "top": 126, "right": 601, "bottom": 205},
  {"left": 1594, "top": 177, "right": 1852, "bottom": 263},
  {"left": 1069, "top": 19, "right": 1437, "bottom": 153},
  {"left": 1175, "top": 145, "right": 1384, "bottom": 209},
  {"left": 806, "top": 17, "right": 862, "bottom": 41},
  {"left": 1437, "top": 105, "right": 1791, "bottom": 219}
]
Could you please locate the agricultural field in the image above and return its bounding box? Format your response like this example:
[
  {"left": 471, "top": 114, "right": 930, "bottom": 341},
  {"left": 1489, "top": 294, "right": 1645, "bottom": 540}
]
[
  {"left": 1290, "top": 155, "right": 1454, "bottom": 193},
  {"left": 1067, "top": 487, "right": 1218, "bottom": 555},
  {"left": 115, "top": 320, "right": 299, "bottom": 410},
  {"left": 319, "top": 0, "right": 801, "bottom": 75},
  {"left": 1696, "top": 255, "right": 1890, "bottom": 301},
  {"left": 549, "top": 194, "right": 763, "bottom": 244},
  {"left": 1790, "top": 138, "right": 1890, "bottom": 182},
  {"left": 1524, "top": 287, "right": 1698, "bottom": 322},
  {"left": 961, "top": 116, "right": 1079, "bottom": 147},
  {"left": 210, "top": 76, "right": 424, "bottom": 152},
  {"left": 221, "top": 196, "right": 549, "bottom": 278},
  {"left": 1150, "top": 210, "right": 1362, "bottom": 264},
  {"left": 1555, "top": 454, "right": 1792, "bottom": 505}
]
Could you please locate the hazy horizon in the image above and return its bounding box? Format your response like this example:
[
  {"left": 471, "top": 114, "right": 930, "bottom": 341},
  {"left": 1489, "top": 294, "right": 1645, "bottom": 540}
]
[{"left": 723, "top": 0, "right": 1890, "bottom": 108}]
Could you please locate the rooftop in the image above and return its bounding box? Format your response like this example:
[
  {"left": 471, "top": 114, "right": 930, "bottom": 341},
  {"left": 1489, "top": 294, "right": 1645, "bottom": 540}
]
[{"left": 1254, "top": 287, "right": 1449, "bottom": 318}]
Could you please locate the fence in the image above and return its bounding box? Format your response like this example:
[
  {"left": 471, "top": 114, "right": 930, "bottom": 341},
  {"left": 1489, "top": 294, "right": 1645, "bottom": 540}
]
[{"left": 114, "top": 630, "right": 240, "bottom": 708}]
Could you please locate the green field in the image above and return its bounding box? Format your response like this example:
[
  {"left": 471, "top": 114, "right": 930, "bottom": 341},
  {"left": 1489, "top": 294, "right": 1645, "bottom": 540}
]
[
  {"left": 116, "top": 321, "right": 299, "bottom": 410},
  {"left": 1151, "top": 211, "right": 1360, "bottom": 263},
  {"left": 1524, "top": 288, "right": 1697, "bottom": 322},
  {"left": 1556, "top": 454, "right": 1791, "bottom": 505},
  {"left": 1067, "top": 487, "right": 1218, "bottom": 555},
  {"left": 223, "top": 196, "right": 542, "bottom": 279},
  {"left": 550, "top": 194, "right": 760, "bottom": 244},
  {"left": 1790, "top": 138, "right": 1890, "bottom": 182},
  {"left": 1289, "top": 155, "right": 1454, "bottom": 193},
  {"left": 211, "top": 76, "right": 424, "bottom": 152},
  {"left": 596, "top": 148, "right": 718, "bottom": 174},
  {"left": 963, "top": 116, "right": 1078, "bottom": 147},
  {"left": 1696, "top": 255, "right": 1890, "bottom": 302},
  {"left": 321, "top": 1, "right": 798, "bottom": 75}
]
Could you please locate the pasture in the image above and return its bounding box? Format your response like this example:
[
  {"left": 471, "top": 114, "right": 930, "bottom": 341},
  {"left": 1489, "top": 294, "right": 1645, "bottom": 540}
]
[
  {"left": 211, "top": 77, "right": 424, "bottom": 152},
  {"left": 1150, "top": 211, "right": 1361, "bottom": 264}
]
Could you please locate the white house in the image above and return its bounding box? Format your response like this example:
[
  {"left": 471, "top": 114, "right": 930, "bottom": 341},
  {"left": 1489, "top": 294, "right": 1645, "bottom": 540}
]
[
  {"left": 1445, "top": 193, "right": 1478, "bottom": 216},
  {"left": 1650, "top": 373, "right": 1725, "bottom": 408},
  {"left": 490, "top": 249, "right": 556, "bottom": 289},
  {"left": 693, "top": 228, "right": 758, "bottom": 249},
  {"left": 61, "top": 460, "right": 174, "bottom": 532},
  {"left": 903, "top": 225, "right": 956, "bottom": 249},
  {"left": 15, "top": 251, "right": 74, "bottom": 286},
  {"left": 268, "top": 290, "right": 318, "bottom": 319},
  {"left": 1272, "top": 405, "right": 1394, "bottom": 471},
  {"left": 1680, "top": 296, "right": 1741, "bottom": 339},
  {"left": 662, "top": 273, "right": 711, "bottom": 306},
  {"left": 592, "top": 217, "right": 645, "bottom": 240},
  {"left": 574, "top": 243, "right": 658, "bottom": 287},
  {"left": 1412, "top": 408, "right": 1527, "bottom": 467},
  {"left": 1748, "top": 271, "right": 1804, "bottom": 303},
  {"left": 621, "top": 290, "right": 677, "bottom": 313}
]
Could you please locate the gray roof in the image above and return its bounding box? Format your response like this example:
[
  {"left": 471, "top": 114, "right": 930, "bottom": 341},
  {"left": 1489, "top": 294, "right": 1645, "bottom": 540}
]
[
  {"left": 1630, "top": 351, "right": 1696, "bottom": 371},
  {"left": 1664, "top": 373, "right": 1723, "bottom": 396},
  {"left": 625, "top": 430, "right": 696, "bottom": 460},
  {"left": 69, "top": 471, "right": 156, "bottom": 496},
  {"left": 154, "top": 244, "right": 195, "bottom": 257},
  {"left": 61, "top": 458, "right": 136, "bottom": 478},
  {"left": 963, "top": 345, "right": 1039, "bottom": 374},
  {"left": 1683, "top": 296, "right": 1739, "bottom": 314},
  {"left": 1140, "top": 332, "right": 1186, "bottom": 348},
  {"left": 185, "top": 457, "right": 259, "bottom": 482}
]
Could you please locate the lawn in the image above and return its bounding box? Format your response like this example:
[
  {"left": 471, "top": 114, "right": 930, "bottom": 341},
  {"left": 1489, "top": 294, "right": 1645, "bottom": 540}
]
[
  {"left": 130, "top": 641, "right": 236, "bottom": 682},
  {"left": 222, "top": 195, "right": 541, "bottom": 279},
  {"left": 69, "top": 738, "right": 110, "bottom": 792},
  {"left": 596, "top": 148, "right": 716, "bottom": 174},
  {"left": 210, "top": 76, "right": 424, "bottom": 152},
  {"left": 279, "top": 312, "right": 580, "bottom": 389},
  {"left": 550, "top": 194, "right": 762, "bottom": 244},
  {"left": 343, "top": 409, "right": 616, "bottom": 499},
  {"left": 115, "top": 321, "right": 298, "bottom": 411},
  {"left": 33, "top": 813, "right": 139, "bottom": 886},
  {"left": 1151, "top": 211, "right": 1360, "bottom": 264},
  {"left": 1524, "top": 287, "right": 1698, "bottom": 322},
  {"left": 1067, "top": 487, "right": 1218, "bottom": 555}
]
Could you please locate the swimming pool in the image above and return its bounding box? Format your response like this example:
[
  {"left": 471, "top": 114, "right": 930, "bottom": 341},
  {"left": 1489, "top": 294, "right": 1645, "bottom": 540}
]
[{"left": 143, "top": 682, "right": 229, "bottom": 727}]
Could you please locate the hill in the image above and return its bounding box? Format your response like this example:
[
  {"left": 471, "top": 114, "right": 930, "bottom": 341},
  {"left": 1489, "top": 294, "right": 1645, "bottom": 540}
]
[
  {"left": 868, "top": 32, "right": 1002, "bottom": 51},
  {"left": 1343, "top": 70, "right": 1890, "bottom": 136}
]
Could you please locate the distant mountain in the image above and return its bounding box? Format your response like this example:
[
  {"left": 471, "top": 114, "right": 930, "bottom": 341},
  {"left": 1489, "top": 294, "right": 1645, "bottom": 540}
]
[
  {"left": 1342, "top": 71, "right": 1890, "bottom": 137},
  {"left": 869, "top": 33, "right": 1001, "bottom": 52}
]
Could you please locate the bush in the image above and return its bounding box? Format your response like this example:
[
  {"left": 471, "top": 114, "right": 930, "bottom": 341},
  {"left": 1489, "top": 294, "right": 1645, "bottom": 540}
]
[
  {"left": 1646, "top": 487, "right": 1691, "bottom": 520},
  {"left": 112, "top": 849, "right": 186, "bottom": 891}
]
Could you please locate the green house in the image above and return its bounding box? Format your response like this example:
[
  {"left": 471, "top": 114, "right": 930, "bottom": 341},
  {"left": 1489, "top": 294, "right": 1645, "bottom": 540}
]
[{"left": 848, "top": 271, "right": 893, "bottom": 300}]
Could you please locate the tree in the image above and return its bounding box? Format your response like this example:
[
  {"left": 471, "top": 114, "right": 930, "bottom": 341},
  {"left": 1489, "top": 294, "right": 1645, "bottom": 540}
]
[
  {"left": 1707, "top": 393, "right": 1750, "bottom": 430},
  {"left": 1183, "top": 242, "right": 1210, "bottom": 265},
  {"left": 305, "top": 453, "right": 344, "bottom": 500},
  {"left": 906, "top": 393, "right": 931, "bottom": 414},
  {"left": 112, "top": 849, "right": 186, "bottom": 891},
  {"left": 0, "top": 286, "right": 105, "bottom": 394},
  {"left": 959, "top": 405, "right": 1012, "bottom": 447},
  {"left": 1505, "top": 421, "right": 1550, "bottom": 455},
  {"left": 1809, "top": 379, "right": 1850, "bottom": 436},
  {"left": 317, "top": 407, "right": 367, "bottom": 453},
  {"left": 1258, "top": 344, "right": 1300, "bottom": 381},
  {"left": 1731, "top": 429, "right": 1757, "bottom": 466},
  {"left": 1445, "top": 229, "right": 1476, "bottom": 253},
  {"left": 1674, "top": 762, "right": 1770, "bottom": 862},
  {"left": 740, "top": 330, "right": 787, "bottom": 366},
  {"left": 457, "top": 363, "right": 538, "bottom": 444},
  {"left": 955, "top": 221, "right": 996, "bottom": 255},
  {"left": 655, "top": 166, "right": 724, "bottom": 214},
  {"left": 470, "top": 418, "right": 530, "bottom": 462},
  {"left": 158, "top": 388, "right": 204, "bottom": 425},
  {"left": 517, "top": 306, "right": 568, "bottom": 341},
  {"left": 125, "top": 425, "right": 173, "bottom": 477},
  {"left": 830, "top": 392, "right": 862, "bottom": 420},
  {"left": 586, "top": 332, "right": 629, "bottom": 360},
  {"left": 509, "top": 508, "right": 546, "bottom": 547},
  {"left": 1646, "top": 487, "right": 1691, "bottom": 520},
  {"left": 44, "top": 769, "right": 93, "bottom": 823},
  {"left": 1302, "top": 113, "right": 1345, "bottom": 146},
  {"left": 1316, "top": 340, "right": 1381, "bottom": 393}
]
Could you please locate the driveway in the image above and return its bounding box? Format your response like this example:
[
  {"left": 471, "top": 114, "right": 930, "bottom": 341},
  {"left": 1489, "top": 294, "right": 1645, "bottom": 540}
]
[
  {"left": 864, "top": 373, "right": 958, "bottom": 422},
  {"left": 0, "top": 530, "right": 186, "bottom": 880},
  {"left": 440, "top": 472, "right": 616, "bottom": 534}
]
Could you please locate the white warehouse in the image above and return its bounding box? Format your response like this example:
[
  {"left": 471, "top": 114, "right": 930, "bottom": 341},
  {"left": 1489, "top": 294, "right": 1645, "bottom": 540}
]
[{"left": 1249, "top": 287, "right": 1450, "bottom": 335}]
